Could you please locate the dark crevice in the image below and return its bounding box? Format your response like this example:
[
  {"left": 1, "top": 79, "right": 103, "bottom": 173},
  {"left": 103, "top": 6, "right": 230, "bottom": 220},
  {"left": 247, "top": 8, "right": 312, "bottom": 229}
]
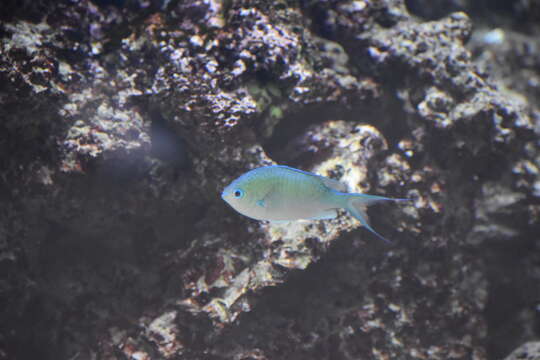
[
  {"left": 263, "top": 92, "right": 410, "bottom": 166},
  {"left": 404, "top": 0, "right": 468, "bottom": 20},
  {"left": 405, "top": 0, "right": 539, "bottom": 34}
]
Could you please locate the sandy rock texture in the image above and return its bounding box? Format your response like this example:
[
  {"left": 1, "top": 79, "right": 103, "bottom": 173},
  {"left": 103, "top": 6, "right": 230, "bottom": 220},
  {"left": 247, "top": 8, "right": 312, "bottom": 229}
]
[
  {"left": 0, "top": 0, "right": 539, "bottom": 359},
  {"left": 505, "top": 342, "right": 540, "bottom": 360}
]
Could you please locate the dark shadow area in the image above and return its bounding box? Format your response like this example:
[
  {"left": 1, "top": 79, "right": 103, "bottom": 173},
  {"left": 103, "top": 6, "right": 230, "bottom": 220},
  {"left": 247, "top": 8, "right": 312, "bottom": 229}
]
[
  {"left": 482, "top": 223, "right": 540, "bottom": 358},
  {"left": 150, "top": 112, "right": 190, "bottom": 171}
]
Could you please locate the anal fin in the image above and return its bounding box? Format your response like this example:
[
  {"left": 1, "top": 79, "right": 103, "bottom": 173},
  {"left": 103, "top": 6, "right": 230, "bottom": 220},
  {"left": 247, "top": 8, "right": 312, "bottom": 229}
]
[
  {"left": 306, "top": 209, "right": 338, "bottom": 221},
  {"left": 346, "top": 199, "right": 393, "bottom": 244}
]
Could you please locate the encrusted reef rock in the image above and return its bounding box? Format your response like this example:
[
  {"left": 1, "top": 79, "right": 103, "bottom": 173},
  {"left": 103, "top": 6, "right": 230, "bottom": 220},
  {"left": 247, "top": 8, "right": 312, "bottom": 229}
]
[
  {"left": 0, "top": 0, "right": 539, "bottom": 359},
  {"left": 505, "top": 342, "right": 540, "bottom": 360}
]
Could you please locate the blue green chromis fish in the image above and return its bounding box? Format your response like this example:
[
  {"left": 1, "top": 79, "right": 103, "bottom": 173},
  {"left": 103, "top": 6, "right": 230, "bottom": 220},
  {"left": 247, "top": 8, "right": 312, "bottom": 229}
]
[{"left": 221, "top": 165, "right": 409, "bottom": 243}]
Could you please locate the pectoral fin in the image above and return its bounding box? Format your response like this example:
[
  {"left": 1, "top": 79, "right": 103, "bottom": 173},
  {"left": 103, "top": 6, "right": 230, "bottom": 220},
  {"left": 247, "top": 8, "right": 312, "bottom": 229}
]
[{"left": 257, "top": 185, "right": 278, "bottom": 209}]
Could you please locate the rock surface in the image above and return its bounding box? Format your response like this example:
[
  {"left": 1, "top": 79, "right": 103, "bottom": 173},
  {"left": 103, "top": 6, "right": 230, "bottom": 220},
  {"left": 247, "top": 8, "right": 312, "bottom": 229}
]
[
  {"left": 505, "top": 342, "right": 540, "bottom": 360},
  {"left": 0, "top": 0, "right": 539, "bottom": 359}
]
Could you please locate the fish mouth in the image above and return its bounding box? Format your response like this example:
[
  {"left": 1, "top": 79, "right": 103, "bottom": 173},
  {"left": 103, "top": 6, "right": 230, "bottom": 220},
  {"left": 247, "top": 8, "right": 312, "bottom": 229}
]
[{"left": 221, "top": 185, "right": 232, "bottom": 201}]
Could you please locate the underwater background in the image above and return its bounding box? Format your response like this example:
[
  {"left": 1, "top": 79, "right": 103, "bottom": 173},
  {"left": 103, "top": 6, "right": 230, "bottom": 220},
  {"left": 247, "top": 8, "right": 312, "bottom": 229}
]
[{"left": 1, "top": 0, "right": 540, "bottom": 359}]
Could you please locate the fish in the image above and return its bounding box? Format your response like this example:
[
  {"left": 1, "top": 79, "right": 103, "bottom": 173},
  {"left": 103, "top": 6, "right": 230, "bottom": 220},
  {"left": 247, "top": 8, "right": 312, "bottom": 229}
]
[{"left": 221, "top": 165, "right": 409, "bottom": 243}]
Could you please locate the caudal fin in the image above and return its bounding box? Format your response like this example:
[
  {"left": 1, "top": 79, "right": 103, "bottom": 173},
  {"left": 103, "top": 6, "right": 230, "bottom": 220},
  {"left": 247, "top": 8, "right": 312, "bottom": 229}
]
[{"left": 344, "top": 194, "right": 410, "bottom": 244}]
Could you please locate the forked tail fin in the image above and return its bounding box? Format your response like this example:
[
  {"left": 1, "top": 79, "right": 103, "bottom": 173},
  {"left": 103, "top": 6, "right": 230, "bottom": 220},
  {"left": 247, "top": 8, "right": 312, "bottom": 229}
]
[{"left": 344, "top": 194, "right": 410, "bottom": 244}]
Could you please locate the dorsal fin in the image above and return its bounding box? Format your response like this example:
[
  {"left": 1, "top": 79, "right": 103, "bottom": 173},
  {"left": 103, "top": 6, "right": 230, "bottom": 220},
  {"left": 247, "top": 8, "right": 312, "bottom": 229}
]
[
  {"left": 273, "top": 165, "right": 349, "bottom": 192},
  {"left": 317, "top": 175, "right": 348, "bottom": 192}
]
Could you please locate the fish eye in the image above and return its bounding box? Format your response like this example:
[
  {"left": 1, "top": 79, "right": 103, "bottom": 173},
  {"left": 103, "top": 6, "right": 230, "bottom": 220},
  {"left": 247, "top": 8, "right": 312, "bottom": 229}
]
[{"left": 233, "top": 189, "right": 244, "bottom": 198}]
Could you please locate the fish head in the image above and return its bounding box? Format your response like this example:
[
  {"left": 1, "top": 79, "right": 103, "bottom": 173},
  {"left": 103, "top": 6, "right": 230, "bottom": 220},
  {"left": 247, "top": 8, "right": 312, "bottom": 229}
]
[{"left": 221, "top": 174, "right": 267, "bottom": 220}]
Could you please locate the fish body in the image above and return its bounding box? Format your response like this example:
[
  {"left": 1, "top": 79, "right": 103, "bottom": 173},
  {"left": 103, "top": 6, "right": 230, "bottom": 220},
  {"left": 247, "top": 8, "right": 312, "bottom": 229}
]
[{"left": 221, "top": 165, "right": 408, "bottom": 242}]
